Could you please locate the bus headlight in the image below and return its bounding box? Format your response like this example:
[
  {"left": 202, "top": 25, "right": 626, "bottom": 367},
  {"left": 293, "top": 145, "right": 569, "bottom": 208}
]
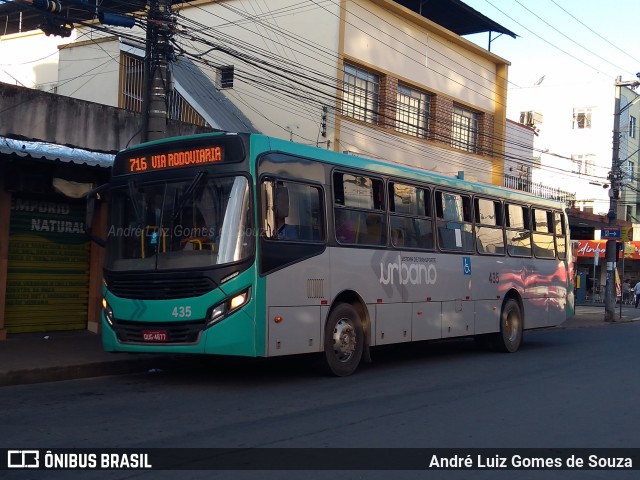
[
  {"left": 102, "top": 297, "right": 114, "bottom": 326},
  {"left": 230, "top": 291, "right": 248, "bottom": 310},
  {"left": 207, "top": 288, "right": 250, "bottom": 327}
]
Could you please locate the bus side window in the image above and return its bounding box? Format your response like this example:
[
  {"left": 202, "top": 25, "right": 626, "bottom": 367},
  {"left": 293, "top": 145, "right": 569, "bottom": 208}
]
[
  {"left": 505, "top": 204, "right": 531, "bottom": 257},
  {"left": 333, "top": 171, "right": 385, "bottom": 246},
  {"left": 554, "top": 211, "right": 567, "bottom": 259},
  {"left": 389, "top": 182, "right": 433, "bottom": 250},
  {"left": 435, "top": 190, "right": 473, "bottom": 252},
  {"left": 262, "top": 178, "right": 324, "bottom": 242},
  {"left": 532, "top": 209, "right": 555, "bottom": 259},
  {"left": 474, "top": 198, "right": 505, "bottom": 255}
]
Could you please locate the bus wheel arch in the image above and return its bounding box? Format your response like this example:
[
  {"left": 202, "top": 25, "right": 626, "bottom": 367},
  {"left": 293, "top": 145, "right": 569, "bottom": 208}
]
[
  {"left": 323, "top": 291, "right": 369, "bottom": 376},
  {"left": 495, "top": 291, "right": 524, "bottom": 353}
]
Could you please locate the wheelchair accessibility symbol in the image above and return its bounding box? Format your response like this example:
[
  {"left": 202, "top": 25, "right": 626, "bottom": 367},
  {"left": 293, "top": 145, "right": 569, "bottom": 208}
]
[{"left": 462, "top": 257, "right": 471, "bottom": 275}]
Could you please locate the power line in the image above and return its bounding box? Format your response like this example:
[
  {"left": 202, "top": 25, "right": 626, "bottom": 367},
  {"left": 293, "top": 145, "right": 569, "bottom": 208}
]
[
  {"left": 548, "top": 0, "right": 640, "bottom": 67},
  {"left": 0, "top": 0, "right": 623, "bottom": 190}
]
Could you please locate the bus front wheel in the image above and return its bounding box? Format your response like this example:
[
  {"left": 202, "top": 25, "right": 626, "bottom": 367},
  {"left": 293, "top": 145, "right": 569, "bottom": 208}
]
[
  {"left": 323, "top": 303, "right": 364, "bottom": 376},
  {"left": 495, "top": 298, "right": 523, "bottom": 353}
]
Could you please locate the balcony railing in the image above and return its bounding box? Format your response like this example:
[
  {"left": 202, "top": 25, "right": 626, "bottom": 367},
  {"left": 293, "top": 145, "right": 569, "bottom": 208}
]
[{"left": 503, "top": 174, "right": 576, "bottom": 206}]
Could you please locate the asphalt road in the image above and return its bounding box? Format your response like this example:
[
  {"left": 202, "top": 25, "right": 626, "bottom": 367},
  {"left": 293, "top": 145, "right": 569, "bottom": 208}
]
[{"left": 2, "top": 322, "right": 639, "bottom": 480}]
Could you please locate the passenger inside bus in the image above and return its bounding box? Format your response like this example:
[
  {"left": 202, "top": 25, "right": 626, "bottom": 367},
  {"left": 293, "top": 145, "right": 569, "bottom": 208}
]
[{"left": 335, "top": 211, "right": 357, "bottom": 243}]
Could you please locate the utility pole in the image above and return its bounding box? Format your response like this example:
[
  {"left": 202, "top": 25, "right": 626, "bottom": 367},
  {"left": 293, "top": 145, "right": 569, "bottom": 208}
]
[
  {"left": 604, "top": 75, "right": 640, "bottom": 321},
  {"left": 142, "top": 0, "right": 174, "bottom": 142}
]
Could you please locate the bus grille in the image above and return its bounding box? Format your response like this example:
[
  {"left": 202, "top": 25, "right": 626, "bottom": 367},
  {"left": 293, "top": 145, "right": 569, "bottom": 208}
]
[
  {"left": 108, "top": 277, "right": 215, "bottom": 300},
  {"left": 113, "top": 319, "right": 207, "bottom": 344}
]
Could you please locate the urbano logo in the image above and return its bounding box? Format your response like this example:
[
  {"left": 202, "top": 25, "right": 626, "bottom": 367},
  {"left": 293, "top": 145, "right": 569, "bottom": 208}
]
[
  {"left": 7, "top": 450, "right": 40, "bottom": 468},
  {"left": 379, "top": 256, "right": 437, "bottom": 285}
]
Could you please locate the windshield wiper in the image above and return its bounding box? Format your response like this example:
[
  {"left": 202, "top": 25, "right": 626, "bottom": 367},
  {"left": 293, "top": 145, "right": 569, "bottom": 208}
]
[
  {"left": 172, "top": 170, "right": 208, "bottom": 220},
  {"left": 128, "top": 178, "right": 144, "bottom": 225}
]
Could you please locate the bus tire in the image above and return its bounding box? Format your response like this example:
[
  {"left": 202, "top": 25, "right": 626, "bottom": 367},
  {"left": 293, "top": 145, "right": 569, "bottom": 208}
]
[
  {"left": 495, "top": 298, "right": 523, "bottom": 353},
  {"left": 323, "top": 303, "right": 364, "bottom": 376}
]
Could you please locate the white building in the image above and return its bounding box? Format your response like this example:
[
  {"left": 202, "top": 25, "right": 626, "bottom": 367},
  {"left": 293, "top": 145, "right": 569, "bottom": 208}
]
[{"left": 507, "top": 74, "right": 640, "bottom": 221}]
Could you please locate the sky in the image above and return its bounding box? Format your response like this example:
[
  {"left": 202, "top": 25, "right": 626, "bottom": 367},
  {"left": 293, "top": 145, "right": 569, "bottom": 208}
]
[{"left": 461, "top": 0, "right": 640, "bottom": 90}]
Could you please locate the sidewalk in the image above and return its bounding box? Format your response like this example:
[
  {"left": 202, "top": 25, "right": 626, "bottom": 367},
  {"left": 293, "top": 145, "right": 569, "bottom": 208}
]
[
  {"left": 1, "top": 305, "right": 638, "bottom": 387},
  {"left": 0, "top": 330, "right": 198, "bottom": 387}
]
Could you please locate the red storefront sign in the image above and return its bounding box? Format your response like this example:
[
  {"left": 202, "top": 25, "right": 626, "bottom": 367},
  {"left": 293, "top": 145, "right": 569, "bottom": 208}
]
[{"left": 574, "top": 240, "right": 640, "bottom": 259}]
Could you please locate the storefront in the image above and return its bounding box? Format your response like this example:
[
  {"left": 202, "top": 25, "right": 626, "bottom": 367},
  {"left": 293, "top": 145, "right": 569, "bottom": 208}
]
[
  {"left": 574, "top": 239, "right": 640, "bottom": 302},
  {"left": 5, "top": 195, "right": 90, "bottom": 332},
  {"left": 0, "top": 137, "right": 112, "bottom": 339}
]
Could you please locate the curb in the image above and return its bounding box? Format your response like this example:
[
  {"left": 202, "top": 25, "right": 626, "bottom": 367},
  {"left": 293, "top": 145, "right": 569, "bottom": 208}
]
[{"left": 0, "top": 355, "right": 197, "bottom": 387}]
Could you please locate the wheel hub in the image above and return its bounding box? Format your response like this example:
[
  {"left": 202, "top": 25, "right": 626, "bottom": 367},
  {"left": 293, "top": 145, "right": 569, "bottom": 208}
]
[{"left": 332, "top": 319, "right": 356, "bottom": 361}]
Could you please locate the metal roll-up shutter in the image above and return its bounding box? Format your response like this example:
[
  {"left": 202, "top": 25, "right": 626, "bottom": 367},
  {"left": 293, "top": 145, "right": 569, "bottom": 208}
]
[{"left": 5, "top": 195, "right": 90, "bottom": 333}]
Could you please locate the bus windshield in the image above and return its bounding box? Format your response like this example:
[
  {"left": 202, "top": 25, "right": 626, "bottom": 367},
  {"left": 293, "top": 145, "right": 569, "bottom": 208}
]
[{"left": 106, "top": 174, "right": 252, "bottom": 271}]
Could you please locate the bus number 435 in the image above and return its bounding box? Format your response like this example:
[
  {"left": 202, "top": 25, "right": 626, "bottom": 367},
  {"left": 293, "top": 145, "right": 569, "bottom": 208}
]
[{"left": 172, "top": 306, "right": 192, "bottom": 318}]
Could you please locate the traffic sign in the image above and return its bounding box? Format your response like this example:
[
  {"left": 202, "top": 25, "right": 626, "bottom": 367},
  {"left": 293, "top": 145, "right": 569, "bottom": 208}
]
[{"left": 602, "top": 228, "right": 621, "bottom": 238}]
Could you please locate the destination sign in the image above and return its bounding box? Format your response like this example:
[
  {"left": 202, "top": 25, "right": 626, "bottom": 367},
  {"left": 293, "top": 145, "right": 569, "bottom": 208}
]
[
  {"left": 126, "top": 146, "right": 224, "bottom": 173},
  {"left": 112, "top": 135, "right": 246, "bottom": 176}
]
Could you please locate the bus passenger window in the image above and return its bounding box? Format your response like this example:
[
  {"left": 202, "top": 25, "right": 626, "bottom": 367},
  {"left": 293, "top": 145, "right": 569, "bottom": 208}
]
[
  {"left": 554, "top": 211, "right": 567, "bottom": 259},
  {"left": 389, "top": 182, "right": 433, "bottom": 250},
  {"left": 532, "top": 209, "right": 555, "bottom": 258},
  {"left": 435, "top": 191, "right": 473, "bottom": 252},
  {"left": 474, "top": 198, "right": 504, "bottom": 255},
  {"left": 333, "top": 171, "right": 386, "bottom": 246},
  {"left": 262, "top": 179, "right": 324, "bottom": 242},
  {"left": 505, "top": 204, "right": 531, "bottom": 257}
]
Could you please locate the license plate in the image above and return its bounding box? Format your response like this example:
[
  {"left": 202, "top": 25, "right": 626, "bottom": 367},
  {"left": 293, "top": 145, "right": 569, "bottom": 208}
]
[{"left": 142, "top": 330, "right": 168, "bottom": 342}]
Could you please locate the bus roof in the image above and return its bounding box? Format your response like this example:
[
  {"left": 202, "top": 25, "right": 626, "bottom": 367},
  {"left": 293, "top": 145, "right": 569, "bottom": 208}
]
[
  {"left": 259, "top": 135, "right": 567, "bottom": 211},
  {"left": 120, "top": 131, "right": 567, "bottom": 210}
]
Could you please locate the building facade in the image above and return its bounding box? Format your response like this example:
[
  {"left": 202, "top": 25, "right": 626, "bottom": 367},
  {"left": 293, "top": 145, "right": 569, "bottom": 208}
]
[
  {"left": 508, "top": 74, "right": 640, "bottom": 221},
  {"left": 1, "top": 0, "right": 512, "bottom": 184}
]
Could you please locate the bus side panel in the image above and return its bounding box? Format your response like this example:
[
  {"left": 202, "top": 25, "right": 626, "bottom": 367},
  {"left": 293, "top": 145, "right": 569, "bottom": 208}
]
[
  {"left": 497, "top": 256, "right": 545, "bottom": 330},
  {"left": 521, "top": 258, "right": 568, "bottom": 329},
  {"left": 402, "top": 251, "right": 470, "bottom": 340},
  {"left": 264, "top": 251, "right": 330, "bottom": 356},
  {"left": 474, "top": 299, "right": 500, "bottom": 334},
  {"left": 442, "top": 300, "right": 474, "bottom": 337},
  {"left": 472, "top": 255, "right": 505, "bottom": 335},
  {"left": 331, "top": 248, "right": 411, "bottom": 347},
  {"left": 411, "top": 302, "right": 442, "bottom": 340},
  {"left": 376, "top": 303, "right": 412, "bottom": 344},
  {"left": 266, "top": 306, "right": 321, "bottom": 356},
  {"left": 540, "top": 259, "right": 569, "bottom": 327}
]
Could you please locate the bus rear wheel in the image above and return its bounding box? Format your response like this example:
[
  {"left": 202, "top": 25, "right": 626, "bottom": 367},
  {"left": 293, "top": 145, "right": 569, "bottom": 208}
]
[
  {"left": 323, "top": 303, "right": 364, "bottom": 376},
  {"left": 495, "top": 298, "right": 523, "bottom": 353}
]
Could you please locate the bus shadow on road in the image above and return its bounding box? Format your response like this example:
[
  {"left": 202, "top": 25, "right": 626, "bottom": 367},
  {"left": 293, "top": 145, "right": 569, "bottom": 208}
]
[{"left": 138, "top": 333, "right": 564, "bottom": 385}]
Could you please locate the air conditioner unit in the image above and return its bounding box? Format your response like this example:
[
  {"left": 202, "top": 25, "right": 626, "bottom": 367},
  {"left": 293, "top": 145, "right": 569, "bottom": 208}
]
[{"left": 519, "top": 111, "right": 543, "bottom": 127}]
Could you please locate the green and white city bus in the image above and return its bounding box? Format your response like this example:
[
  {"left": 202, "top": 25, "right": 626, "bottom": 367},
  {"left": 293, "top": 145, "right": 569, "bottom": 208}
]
[{"left": 93, "top": 132, "right": 574, "bottom": 376}]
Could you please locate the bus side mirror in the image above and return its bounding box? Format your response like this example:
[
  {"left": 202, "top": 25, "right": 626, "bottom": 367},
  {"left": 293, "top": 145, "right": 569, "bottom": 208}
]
[{"left": 85, "top": 183, "right": 109, "bottom": 247}]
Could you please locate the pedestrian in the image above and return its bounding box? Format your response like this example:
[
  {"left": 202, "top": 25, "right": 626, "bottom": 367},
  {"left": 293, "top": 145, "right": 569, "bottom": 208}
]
[
  {"left": 634, "top": 282, "right": 640, "bottom": 309},
  {"left": 622, "top": 279, "right": 631, "bottom": 304}
]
